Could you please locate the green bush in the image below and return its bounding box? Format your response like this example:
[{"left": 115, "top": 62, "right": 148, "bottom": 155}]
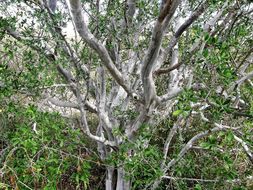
[{"left": 0, "top": 103, "right": 91, "bottom": 189}]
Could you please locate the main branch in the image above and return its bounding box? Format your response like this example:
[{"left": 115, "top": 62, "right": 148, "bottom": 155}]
[{"left": 68, "top": 0, "right": 132, "bottom": 96}]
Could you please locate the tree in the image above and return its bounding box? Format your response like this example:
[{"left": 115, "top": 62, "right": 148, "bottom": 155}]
[{"left": 0, "top": 0, "right": 252, "bottom": 189}]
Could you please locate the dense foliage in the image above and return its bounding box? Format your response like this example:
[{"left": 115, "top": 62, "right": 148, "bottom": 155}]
[{"left": 0, "top": 103, "right": 93, "bottom": 189}]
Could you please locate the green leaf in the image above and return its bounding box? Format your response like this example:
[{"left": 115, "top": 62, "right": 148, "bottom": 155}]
[
  {"left": 226, "top": 131, "right": 234, "bottom": 142},
  {"left": 173, "top": 110, "right": 183, "bottom": 116},
  {"left": 194, "top": 184, "right": 202, "bottom": 190},
  {"left": 200, "top": 142, "right": 211, "bottom": 149},
  {"left": 203, "top": 49, "right": 209, "bottom": 58}
]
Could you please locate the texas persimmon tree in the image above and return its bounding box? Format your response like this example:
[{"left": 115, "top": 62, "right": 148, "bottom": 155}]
[{"left": 0, "top": 0, "right": 252, "bottom": 189}]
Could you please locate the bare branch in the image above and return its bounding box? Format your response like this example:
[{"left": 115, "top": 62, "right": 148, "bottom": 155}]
[
  {"left": 165, "top": 124, "right": 228, "bottom": 171},
  {"left": 157, "top": 0, "right": 209, "bottom": 72},
  {"left": 47, "top": 97, "right": 97, "bottom": 113},
  {"left": 48, "top": 0, "right": 57, "bottom": 13},
  {"left": 141, "top": 0, "right": 181, "bottom": 107},
  {"left": 228, "top": 70, "right": 253, "bottom": 93},
  {"left": 154, "top": 60, "right": 183, "bottom": 75},
  {"left": 161, "top": 175, "right": 219, "bottom": 183},
  {"left": 159, "top": 87, "right": 183, "bottom": 103},
  {"left": 162, "top": 117, "right": 183, "bottom": 167},
  {"left": 68, "top": 0, "right": 132, "bottom": 96},
  {"left": 75, "top": 83, "right": 117, "bottom": 147},
  {"left": 57, "top": 64, "right": 116, "bottom": 146},
  {"left": 126, "top": 0, "right": 136, "bottom": 25},
  {"left": 151, "top": 121, "right": 238, "bottom": 189},
  {"left": 97, "top": 67, "right": 114, "bottom": 140},
  {"left": 234, "top": 134, "right": 253, "bottom": 164},
  {"left": 151, "top": 122, "right": 229, "bottom": 189},
  {"left": 158, "top": 0, "right": 174, "bottom": 22},
  {"left": 161, "top": 175, "right": 243, "bottom": 184}
]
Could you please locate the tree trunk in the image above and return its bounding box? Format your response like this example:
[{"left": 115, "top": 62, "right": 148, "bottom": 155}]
[
  {"left": 106, "top": 167, "right": 116, "bottom": 190},
  {"left": 105, "top": 166, "right": 130, "bottom": 190},
  {"left": 116, "top": 167, "right": 130, "bottom": 190}
]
